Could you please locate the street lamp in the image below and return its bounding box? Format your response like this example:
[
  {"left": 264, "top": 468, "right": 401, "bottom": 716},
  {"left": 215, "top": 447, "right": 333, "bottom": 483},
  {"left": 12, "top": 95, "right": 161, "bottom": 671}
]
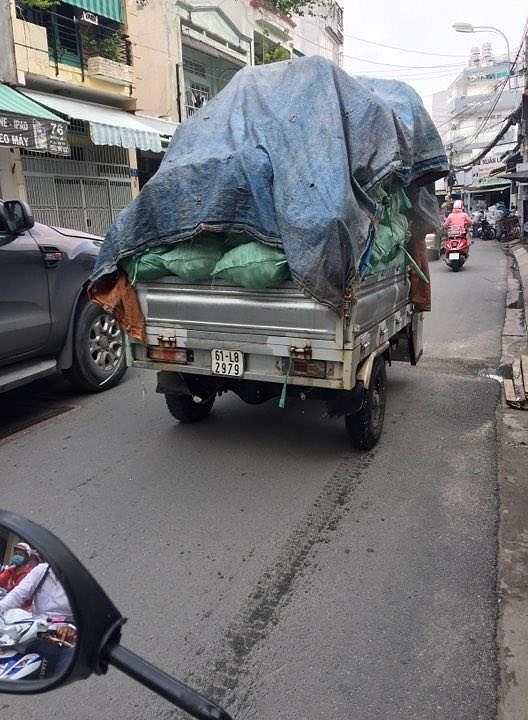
[{"left": 453, "top": 22, "right": 512, "bottom": 88}]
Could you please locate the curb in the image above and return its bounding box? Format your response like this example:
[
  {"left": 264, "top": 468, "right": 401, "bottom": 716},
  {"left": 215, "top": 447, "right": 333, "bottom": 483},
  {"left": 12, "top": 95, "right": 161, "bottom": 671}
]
[
  {"left": 497, "top": 241, "right": 528, "bottom": 720},
  {"left": 512, "top": 245, "right": 528, "bottom": 331}
]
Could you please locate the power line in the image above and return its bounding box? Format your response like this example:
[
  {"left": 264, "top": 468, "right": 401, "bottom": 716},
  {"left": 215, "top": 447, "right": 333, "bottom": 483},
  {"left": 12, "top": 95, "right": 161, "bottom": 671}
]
[
  {"left": 343, "top": 54, "right": 466, "bottom": 70},
  {"left": 455, "top": 34, "right": 525, "bottom": 150},
  {"left": 337, "top": 32, "right": 468, "bottom": 59},
  {"left": 434, "top": 83, "right": 520, "bottom": 131},
  {"left": 451, "top": 104, "right": 521, "bottom": 170},
  {"left": 296, "top": 12, "right": 469, "bottom": 57},
  {"left": 449, "top": 28, "right": 526, "bottom": 167}
]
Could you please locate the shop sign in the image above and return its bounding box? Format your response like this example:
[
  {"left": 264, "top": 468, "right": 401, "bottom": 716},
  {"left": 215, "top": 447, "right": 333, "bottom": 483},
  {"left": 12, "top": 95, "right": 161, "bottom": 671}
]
[{"left": 0, "top": 113, "right": 70, "bottom": 156}]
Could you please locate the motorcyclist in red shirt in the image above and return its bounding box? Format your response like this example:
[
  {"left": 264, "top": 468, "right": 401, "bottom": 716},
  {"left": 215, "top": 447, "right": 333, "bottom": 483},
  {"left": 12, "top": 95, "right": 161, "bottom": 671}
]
[
  {"left": 442, "top": 199, "right": 472, "bottom": 239},
  {"left": 0, "top": 542, "right": 39, "bottom": 606}
]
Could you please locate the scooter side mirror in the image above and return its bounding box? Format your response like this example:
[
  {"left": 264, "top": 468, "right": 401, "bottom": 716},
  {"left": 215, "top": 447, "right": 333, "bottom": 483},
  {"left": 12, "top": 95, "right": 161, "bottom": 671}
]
[{"left": 0, "top": 510, "right": 232, "bottom": 720}]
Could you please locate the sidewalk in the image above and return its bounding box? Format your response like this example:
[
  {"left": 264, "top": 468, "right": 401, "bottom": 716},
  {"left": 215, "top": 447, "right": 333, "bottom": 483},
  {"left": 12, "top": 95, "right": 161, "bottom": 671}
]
[{"left": 497, "top": 241, "right": 528, "bottom": 720}]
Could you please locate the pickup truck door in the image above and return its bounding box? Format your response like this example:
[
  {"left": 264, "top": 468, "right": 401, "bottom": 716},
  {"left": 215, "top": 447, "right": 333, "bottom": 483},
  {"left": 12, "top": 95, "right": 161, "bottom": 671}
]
[{"left": 0, "top": 229, "right": 51, "bottom": 363}]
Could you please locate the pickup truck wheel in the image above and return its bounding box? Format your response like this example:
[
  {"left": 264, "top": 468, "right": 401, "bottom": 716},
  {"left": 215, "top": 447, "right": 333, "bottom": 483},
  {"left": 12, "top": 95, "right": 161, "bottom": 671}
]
[
  {"left": 165, "top": 393, "right": 215, "bottom": 422},
  {"left": 345, "top": 357, "right": 386, "bottom": 450},
  {"left": 63, "top": 301, "right": 127, "bottom": 392}
]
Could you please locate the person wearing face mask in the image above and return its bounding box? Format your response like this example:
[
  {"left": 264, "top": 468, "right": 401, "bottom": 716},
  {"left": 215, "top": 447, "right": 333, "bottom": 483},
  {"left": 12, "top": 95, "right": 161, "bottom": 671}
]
[
  {"left": 0, "top": 542, "right": 35, "bottom": 595},
  {"left": 0, "top": 560, "right": 76, "bottom": 678}
]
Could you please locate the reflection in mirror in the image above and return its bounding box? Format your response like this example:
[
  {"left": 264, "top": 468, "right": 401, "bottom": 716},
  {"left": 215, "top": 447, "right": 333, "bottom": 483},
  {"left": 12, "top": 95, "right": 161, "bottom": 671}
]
[
  {"left": 2, "top": 201, "right": 33, "bottom": 234},
  {"left": 0, "top": 526, "right": 77, "bottom": 683}
]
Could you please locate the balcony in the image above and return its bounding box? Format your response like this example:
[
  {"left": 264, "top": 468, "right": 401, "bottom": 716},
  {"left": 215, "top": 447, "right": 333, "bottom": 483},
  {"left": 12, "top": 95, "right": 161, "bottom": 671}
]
[
  {"left": 86, "top": 55, "right": 133, "bottom": 85},
  {"left": 325, "top": 2, "right": 344, "bottom": 44},
  {"left": 14, "top": 6, "right": 132, "bottom": 90}
]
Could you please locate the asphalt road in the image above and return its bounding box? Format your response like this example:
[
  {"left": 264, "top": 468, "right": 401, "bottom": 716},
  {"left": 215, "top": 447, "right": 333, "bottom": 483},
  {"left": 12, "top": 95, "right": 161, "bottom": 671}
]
[{"left": 0, "top": 239, "right": 507, "bottom": 720}]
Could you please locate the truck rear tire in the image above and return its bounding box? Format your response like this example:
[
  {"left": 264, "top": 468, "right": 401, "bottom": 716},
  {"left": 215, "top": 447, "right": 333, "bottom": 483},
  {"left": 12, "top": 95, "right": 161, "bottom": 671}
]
[
  {"left": 164, "top": 393, "right": 215, "bottom": 422},
  {"left": 345, "top": 357, "right": 386, "bottom": 450}
]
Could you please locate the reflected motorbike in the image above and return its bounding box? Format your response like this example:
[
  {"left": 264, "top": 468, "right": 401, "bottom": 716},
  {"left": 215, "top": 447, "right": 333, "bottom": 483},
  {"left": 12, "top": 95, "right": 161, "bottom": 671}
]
[
  {"left": 0, "top": 608, "right": 52, "bottom": 680},
  {"left": 441, "top": 230, "right": 470, "bottom": 272}
]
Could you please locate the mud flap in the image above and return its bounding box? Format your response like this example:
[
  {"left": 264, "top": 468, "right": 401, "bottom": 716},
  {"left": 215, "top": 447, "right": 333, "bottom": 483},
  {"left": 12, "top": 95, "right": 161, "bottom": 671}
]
[
  {"left": 325, "top": 383, "right": 366, "bottom": 417},
  {"left": 390, "top": 312, "right": 423, "bottom": 365},
  {"left": 155, "top": 371, "right": 192, "bottom": 395}
]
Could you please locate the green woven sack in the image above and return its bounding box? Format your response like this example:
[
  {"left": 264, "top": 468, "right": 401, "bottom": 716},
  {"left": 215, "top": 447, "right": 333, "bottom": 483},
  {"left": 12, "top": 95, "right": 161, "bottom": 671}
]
[
  {"left": 224, "top": 232, "right": 256, "bottom": 250},
  {"left": 161, "top": 236, "right": 225, "bottom": 280},
  {"left": 212, "top": 241, "right": 290, "bottom": 289},
  {"left": 366, "top": 184, "right": 411, "bottom": 275},
  {"left": 120, "top": 246, "right": 168, "bottom": 285}
]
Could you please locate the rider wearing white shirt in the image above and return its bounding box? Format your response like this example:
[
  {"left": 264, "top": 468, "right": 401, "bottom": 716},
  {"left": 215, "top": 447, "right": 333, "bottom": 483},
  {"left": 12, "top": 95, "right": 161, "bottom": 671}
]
[{"left": 0, "top": 562, "right": 72, "bottom": 620}]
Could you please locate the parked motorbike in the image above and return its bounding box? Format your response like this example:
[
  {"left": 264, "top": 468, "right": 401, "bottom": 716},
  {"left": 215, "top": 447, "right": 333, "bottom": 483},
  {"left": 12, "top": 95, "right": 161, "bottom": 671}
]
[
  {"left": 0, "top": 510, "right": 233, "bottom": 720},
  {"left": 495, "top": 213, "right": 520, "bottom": 241},
  {"left": 442, "top": 231, "right": 470, "bottom": 272},
  {"left": 474, "top": 218, "right": 496, "bottom": 240}
]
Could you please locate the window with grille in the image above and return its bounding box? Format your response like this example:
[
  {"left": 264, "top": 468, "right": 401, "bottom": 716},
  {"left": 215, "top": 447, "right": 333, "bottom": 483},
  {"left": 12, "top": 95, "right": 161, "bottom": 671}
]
[
  {"left": 183, "top": 59, "right": 206, "bottom": 78},
  {"left": 185, "top": 84, "right": 209, "bottom": 117}
]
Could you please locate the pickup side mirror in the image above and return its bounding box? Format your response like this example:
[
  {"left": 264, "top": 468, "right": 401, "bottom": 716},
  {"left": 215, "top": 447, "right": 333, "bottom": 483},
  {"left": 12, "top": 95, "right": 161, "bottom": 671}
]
[
  {"left": 0, "top": 200, "right": 34, "bottom": 236},
  {"left": 0, "top": 510, "right": 232, "bottom": 720}
]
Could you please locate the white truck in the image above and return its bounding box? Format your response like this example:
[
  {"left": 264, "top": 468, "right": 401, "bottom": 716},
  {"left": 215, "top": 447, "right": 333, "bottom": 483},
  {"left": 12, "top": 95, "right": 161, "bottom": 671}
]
[
  {"left": 91, "top": 58, "right": 446, "bottom": 448},
  {"left": 128, "top": 268, "right": 423, "bottom": 450}
]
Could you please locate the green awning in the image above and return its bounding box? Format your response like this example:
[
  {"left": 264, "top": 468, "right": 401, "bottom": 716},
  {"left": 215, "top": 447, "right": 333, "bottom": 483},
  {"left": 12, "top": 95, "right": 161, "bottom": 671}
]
[
  {"left": 0, "top": 84, "right": 64, "bottom": 121},
  {"left": 465, "top": 176, "right": 511, "bottom": 191},
  {"left": 0, "top": 84, "right": 70, "bottom": 155},
  {"left": 64, "top": 0, "right": 123, "bottom": 23}
]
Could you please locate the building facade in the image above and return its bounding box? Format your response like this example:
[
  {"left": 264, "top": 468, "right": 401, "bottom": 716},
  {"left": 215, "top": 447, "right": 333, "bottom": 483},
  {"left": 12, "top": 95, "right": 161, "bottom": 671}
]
[
  {"left": 432, "top": 42, "right": 522, "bottom": 210},
  {"left": 129, "top": 1, "right": 344, "bottom": 122},
  {"left": 0, "top": 0, "right": 343, "bottom": 232}
]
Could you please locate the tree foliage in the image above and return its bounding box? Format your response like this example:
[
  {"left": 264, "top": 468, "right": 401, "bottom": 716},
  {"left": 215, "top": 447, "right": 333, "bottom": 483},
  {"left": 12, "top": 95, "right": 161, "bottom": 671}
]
[
  {"left": 262, "top": 44, "right": 291, "bottom": 64},
  {"left": 266, "top": 0, "right": 331, "bottom": 17},
  {"left": 18, "top": 0, "right": 59, "bottom": 9}
]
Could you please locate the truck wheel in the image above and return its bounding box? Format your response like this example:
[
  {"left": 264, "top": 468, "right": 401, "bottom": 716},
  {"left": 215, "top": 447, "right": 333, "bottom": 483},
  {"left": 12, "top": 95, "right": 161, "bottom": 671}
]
[
  {"left": 345, "top": 357, "right": 386, "bottom": 450},
  {"left": 165, "top": 393, "right": 215, "bottom": 422},
  {"left": 63, "top": 301, "right": 127, "bottom": 392}
]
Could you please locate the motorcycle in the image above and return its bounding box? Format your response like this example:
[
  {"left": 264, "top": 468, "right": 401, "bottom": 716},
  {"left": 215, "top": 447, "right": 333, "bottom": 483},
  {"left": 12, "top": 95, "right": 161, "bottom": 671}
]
[
  {"left": 474, "top": 218, "right": 496, "bottom": 240},
  {"left": 496, "top": 213, "right": 520, "bottom": 241},
  {"left": 0, "top": 608, "right": 51, "bottom": 680},
  {"left": 442, "top": 230, "right": 470, "bottom": 272}
]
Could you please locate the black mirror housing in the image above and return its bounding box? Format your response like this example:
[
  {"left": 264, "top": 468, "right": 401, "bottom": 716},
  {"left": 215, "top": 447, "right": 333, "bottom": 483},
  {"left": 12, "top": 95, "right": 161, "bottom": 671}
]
[
  {"left": 0, "top": 200, "right": 35, "bottom": 235},
  {"left": 0, "top": 510, "right": 124, "bottom": 695},
  {"left": 0, "top": 511, "right": 233, "bottom": 720}
]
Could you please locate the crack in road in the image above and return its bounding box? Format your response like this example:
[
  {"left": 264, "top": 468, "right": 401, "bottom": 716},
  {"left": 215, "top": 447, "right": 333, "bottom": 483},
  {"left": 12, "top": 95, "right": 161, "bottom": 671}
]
[{"left": 163, "top": 454, "right": 372, "bottom": 719}]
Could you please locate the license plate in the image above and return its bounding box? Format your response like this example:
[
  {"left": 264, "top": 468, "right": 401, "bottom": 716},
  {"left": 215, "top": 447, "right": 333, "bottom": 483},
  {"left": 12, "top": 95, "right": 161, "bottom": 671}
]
[
  {"left": 448, "top": 252, "right": 460, "bottom": 260},
  {"left": 211, "top": 349, "right": 244, "bottom": 376}
]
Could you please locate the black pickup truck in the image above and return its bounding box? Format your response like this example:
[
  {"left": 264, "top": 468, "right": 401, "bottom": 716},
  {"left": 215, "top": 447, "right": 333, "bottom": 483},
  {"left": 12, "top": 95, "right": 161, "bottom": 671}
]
[{"left": 0, "top": 199, "right": 126, "bottom": 394}]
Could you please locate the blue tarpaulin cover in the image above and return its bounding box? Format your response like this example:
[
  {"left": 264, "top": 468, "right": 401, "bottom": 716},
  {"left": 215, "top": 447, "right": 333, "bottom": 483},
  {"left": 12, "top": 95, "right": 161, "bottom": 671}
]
[{"left": 91, "top": 56, "right": 448, "bottom": 311}]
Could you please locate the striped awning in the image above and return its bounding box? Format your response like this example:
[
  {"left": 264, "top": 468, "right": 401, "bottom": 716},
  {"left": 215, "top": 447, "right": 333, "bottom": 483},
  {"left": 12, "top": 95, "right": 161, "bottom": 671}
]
[
  {"left": 0, "top": 84, "right": 70, "bottom": 155},
  {"left": 21, "top": 90, "right": 163, "bottom": 152},
  {"left": 64, "top": 0, "right": 123, "bottom": 23}
]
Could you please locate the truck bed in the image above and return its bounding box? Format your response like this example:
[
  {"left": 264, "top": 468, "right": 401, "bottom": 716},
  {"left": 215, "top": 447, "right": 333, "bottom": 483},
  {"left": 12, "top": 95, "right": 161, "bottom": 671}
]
[{"left": 130, "top": 269, "right": 414, "bottom": 390}]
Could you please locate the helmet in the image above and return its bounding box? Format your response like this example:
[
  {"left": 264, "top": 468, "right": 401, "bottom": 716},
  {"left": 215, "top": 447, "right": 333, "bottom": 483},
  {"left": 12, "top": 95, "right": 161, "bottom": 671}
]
[
  {"left": 453, "top": 200, "right": 463, "bottom": 210},
  {"left": 13, "top": 542, "right": 31, "bottom": 556},
  {"left": 12, "top": 542, "right": 31, "bottom": 566},
  {"left": 29, "top": 549, "right": 43, "bottom": 563}
]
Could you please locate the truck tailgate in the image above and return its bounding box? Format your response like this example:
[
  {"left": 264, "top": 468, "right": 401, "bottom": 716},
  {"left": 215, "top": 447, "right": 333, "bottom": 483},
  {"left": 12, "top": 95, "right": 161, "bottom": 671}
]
[{"left": 137, "top": 278, "right": 340, "bottom": 349}]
